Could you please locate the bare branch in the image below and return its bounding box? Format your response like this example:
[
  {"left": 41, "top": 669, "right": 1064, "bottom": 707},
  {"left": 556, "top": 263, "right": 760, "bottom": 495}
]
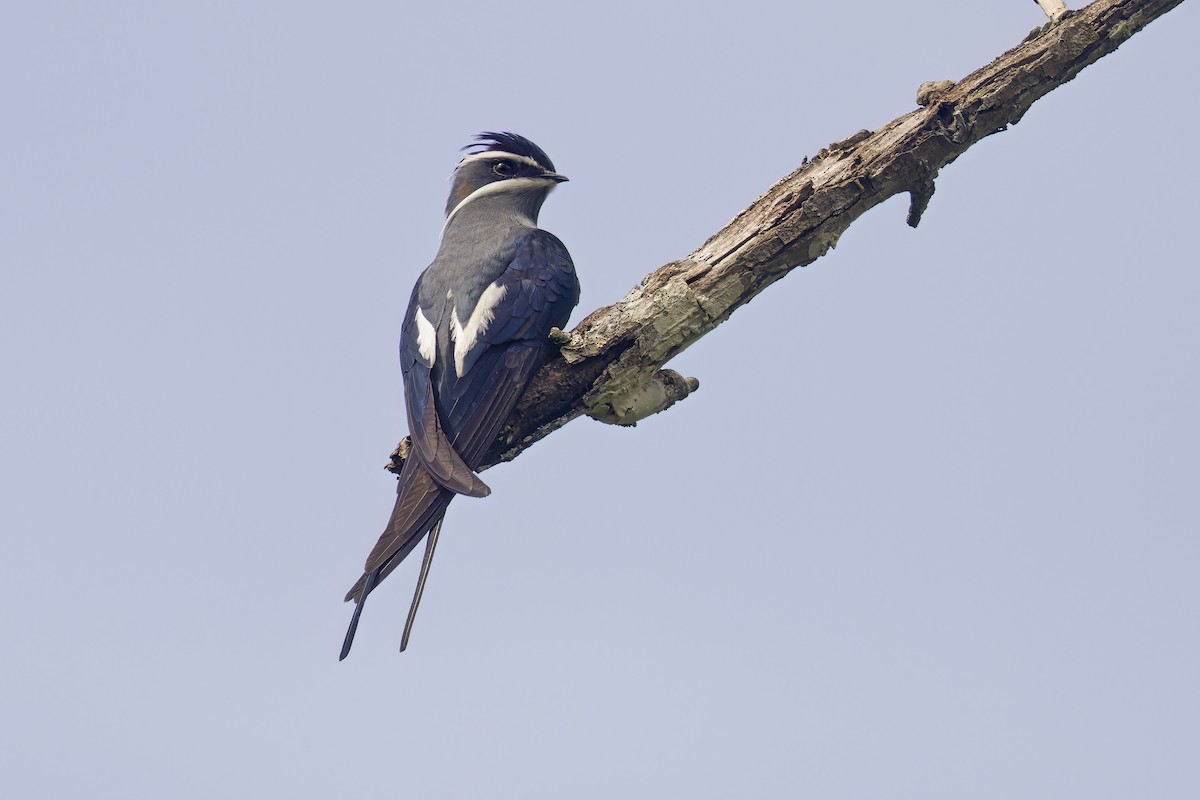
[{"left": 388, "top": 0, "right": 1186, "bottom": 476}]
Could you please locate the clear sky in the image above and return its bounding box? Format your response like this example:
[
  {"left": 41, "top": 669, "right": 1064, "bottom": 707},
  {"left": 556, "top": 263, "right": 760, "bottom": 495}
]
[{"left": 3, "top": 2, "right": 1197, "bottom": 798}]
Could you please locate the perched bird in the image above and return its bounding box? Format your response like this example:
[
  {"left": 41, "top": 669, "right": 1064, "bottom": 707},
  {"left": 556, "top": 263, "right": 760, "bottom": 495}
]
[{"left": 340, "top": 132, "right": 580, "bottom": 659}]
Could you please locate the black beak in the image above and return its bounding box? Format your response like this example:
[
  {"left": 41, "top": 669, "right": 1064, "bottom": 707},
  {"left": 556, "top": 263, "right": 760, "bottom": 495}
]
[{"left": 543, "top": 171, "right": 569, "bottom": 183}]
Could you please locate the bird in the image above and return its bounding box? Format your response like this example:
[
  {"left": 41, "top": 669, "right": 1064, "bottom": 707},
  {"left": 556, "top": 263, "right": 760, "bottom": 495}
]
[{"left": 340, "top": 132, "right": 580, "bottom": 659}]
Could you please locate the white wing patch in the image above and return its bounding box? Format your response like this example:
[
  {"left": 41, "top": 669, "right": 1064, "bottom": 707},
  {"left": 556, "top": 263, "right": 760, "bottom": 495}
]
[
  {"left": 413, "top": 307, "right": 437, "bottom": 366},
  {"left": 451, "top": 281, "right": 507, "bottom": 377}
]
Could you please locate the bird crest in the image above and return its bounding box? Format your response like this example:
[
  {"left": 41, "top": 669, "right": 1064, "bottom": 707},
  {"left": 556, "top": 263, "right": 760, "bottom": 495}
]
[{"left": 463, "top": 131, "right": 557, "bottom": 173}]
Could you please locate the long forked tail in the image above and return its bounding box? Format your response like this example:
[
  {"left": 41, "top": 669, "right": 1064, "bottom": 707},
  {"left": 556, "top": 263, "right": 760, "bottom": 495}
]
[
  {"left": 339, "top": 457, "right": 455, "bottom": 660},
  {"left": 337, "top": 519, "right": 445, "bottom": 660}
]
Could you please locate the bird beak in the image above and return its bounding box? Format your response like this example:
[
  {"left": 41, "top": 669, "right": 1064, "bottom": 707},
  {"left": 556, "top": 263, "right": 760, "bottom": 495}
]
[{"left": 543, "top": 171, "right": 569, "bottom": 183}]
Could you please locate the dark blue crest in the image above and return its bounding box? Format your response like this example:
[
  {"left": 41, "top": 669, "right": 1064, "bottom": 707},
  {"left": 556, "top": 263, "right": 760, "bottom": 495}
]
[{"left": 464, "top": 132, "right": 556, "bottom": 172}]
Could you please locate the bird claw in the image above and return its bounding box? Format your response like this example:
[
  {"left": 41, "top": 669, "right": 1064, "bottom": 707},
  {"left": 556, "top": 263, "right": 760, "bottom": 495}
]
[{"left": 385, "top": 437, "right": 412, "bottom": 475}]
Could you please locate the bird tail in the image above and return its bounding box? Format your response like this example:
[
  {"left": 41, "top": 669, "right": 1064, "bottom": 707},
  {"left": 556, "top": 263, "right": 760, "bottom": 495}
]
[{"left": 339, "top": 458, "right": 454, "bottom": 659}]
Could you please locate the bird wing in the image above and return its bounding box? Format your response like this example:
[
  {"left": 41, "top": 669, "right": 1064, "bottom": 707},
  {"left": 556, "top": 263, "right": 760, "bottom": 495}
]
[
  {"left": 436, "top": 228, "right": 579, "bottom": 460},
  {"left": 400, "top": 291, "right": 492, "bottom": 498},
  {"left": 404, "top": 362, "right": 492, "bottom": 497}
]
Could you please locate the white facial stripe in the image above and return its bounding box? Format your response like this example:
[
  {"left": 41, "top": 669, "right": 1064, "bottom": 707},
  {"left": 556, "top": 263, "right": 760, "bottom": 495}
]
[
  {"left": 458, "top": 151, "right": 545, "bottom": 170},
  {"left": 413, "top": 307, "right": 437, "bottom": 365},
  {"left": 451, "top": 282, "right": 507, "bottom": 377},
  {"left": 443, "top": 176, "right": 556, "bottom": 228}
]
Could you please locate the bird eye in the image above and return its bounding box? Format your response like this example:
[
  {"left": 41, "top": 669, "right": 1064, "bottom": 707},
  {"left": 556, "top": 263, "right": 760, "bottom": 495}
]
[{"left": 492, "top": 160, "right": 516, "bottom": 177}]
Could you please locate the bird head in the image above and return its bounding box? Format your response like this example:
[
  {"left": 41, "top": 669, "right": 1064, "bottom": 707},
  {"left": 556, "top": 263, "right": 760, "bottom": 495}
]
[{"left": 444, "top": 132, "right": 568, "bottom": 222}]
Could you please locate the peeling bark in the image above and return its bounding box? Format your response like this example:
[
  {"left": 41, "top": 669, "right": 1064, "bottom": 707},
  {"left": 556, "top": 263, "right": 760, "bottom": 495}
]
[{"left": 388, "top": 0, "right": 1186, "bottom": 476}]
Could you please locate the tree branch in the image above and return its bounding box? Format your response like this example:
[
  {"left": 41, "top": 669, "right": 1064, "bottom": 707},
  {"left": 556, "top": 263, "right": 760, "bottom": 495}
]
[{"left": 388, "top": 0, "right": 1186, "bottom": 476}]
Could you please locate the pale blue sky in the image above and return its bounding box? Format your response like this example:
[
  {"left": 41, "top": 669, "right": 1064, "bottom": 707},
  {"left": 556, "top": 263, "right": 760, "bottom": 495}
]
[{"left": 3, "top": 2, "right": 1197, "bottom": 798}]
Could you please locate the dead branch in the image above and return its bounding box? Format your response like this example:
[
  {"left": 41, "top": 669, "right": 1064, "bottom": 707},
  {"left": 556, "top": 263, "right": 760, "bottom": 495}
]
[{"left": 387, "top": 0, "right": 1186, "bottom": 476}]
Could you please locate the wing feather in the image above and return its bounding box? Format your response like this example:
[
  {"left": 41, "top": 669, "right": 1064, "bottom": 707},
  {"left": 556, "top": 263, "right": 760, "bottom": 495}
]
[{"left": 404, "top": 364, "right": 491, "bottom": 497}]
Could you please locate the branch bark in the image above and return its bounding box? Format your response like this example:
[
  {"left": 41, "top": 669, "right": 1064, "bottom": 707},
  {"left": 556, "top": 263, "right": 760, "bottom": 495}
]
[{"left": 389, "top": 0, "right": 1186, "bottom": 476}]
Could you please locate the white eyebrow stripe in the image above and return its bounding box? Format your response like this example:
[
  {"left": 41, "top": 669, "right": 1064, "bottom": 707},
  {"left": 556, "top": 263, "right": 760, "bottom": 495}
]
[
  {"left": 458, "top": 151, "right": 545, "bottom": 169},
  {"left": 451, "top": 281, "right": 508, "bottom": 377},
  {"left": 443, "top": 176, "right": 554, "bottom": 229},
  {"left": 413, "top": 307, "right": 437, "bottom": 365}
]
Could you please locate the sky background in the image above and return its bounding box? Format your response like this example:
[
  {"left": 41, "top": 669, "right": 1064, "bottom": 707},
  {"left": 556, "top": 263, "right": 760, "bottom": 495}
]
[{"left": 3, "top": 1, "right": 1197, "bottom": 797}]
